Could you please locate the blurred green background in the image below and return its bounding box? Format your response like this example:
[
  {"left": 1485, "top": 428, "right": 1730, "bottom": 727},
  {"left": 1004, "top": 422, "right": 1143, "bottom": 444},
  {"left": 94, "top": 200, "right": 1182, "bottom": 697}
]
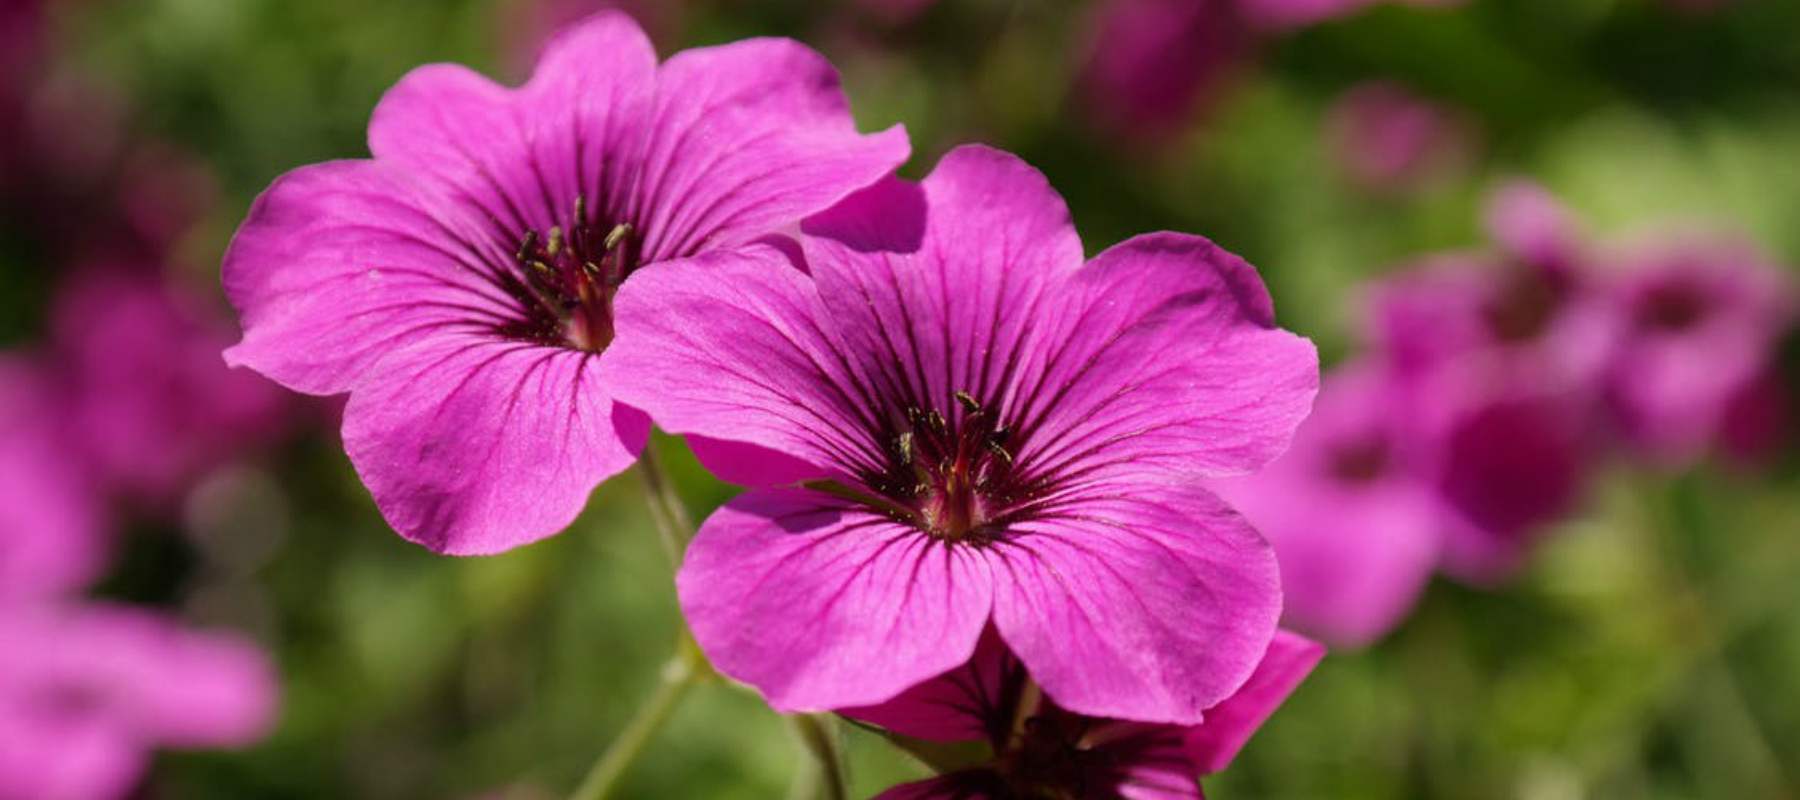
[{"left": 14, "top": 0, "right": 1800, "bottom": 797}]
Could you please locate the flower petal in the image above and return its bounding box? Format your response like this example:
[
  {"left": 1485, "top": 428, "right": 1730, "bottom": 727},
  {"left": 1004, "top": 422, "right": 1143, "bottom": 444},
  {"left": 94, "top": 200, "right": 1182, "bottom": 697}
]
[
  {"left": 0, "top": 356, "right": 103, "bottom": 603},
  {"left": 342, "top": 334, "right": 645, "bottom": 554},
  {"left": 841, "top": 628, "right": 1020, "bottom": 744},
  {"left": 1017, "top": 232, "right": 1319, "bottom": 483},
  {"left": 1182, "top": 630, "right": 1323, "bottom": 774},
  {"left": 676, "top": 488, "right": 993, "bottom": 712},
  {"left": 873, "top": 774, "right": 1004, "bottom": 800},
  {"left": 803, "top": 145, "right": 1085, "bottom": 416},
  {"left": 222, "top": 160, "right": 521, "bottom": 395},
  {"left": 631, "top": 37, "right": 910, "bottom": 261},
  {"left": 988, "top": 483, "right": 1282, "bottom": 725},
  {"left": 602, "top": 245, "right": 880, "bottom": 482}
]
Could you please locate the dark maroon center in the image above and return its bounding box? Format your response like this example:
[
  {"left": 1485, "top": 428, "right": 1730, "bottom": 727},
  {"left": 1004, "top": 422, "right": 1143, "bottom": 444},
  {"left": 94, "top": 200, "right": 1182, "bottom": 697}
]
[
  {"left": 1327, "top": 434, "right": 1392, "bottom": 485},
  {"left": 499, "top": 195, "right": 639, "bottom": 352},
  {"left": 1634, "top": 279, "right": 1710, "bottom": 332},
  {"left": 867, "top": 390, "right": 1017, "bottom": 544},
  {"left": 1482, "top": 268, "right": 1566, "bottom": 343}
]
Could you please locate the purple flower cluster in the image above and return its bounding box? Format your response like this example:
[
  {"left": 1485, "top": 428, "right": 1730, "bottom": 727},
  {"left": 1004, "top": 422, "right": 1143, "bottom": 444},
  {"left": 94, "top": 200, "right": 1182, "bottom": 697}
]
[
  {"left": 1214, "top": 182, "right": 1796, "bottom": 647},
  {"left": 1, "top": 9, "right": 282, "bottom": 796},
  {"left": 223, "top": 12, "right": 1327, "bottom": 794}
]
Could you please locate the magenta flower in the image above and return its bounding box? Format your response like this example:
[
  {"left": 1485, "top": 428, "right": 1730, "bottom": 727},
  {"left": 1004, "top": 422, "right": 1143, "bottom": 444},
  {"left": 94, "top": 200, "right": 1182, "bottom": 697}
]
[
  {"left": 52, "top": 268, "right": 289, "bottom": 508},
  {"left": 602, "top": 146, "right": 1318, "bottom": 720},
  {"left": 222, "top": 12, "right": 908, "bottom": 553},
  {"left": 849, "top": 629, "right": 1323, "bottom": 799},
  {"left": 1325, "top": 81, "right": 1473, "bottom": 194},
  {"left": 0, "top": 604, "right": 277, "bottom": 800},
  {"left": 1209, "top": 364, "right": 1440, "bottom": 646},
  {"left": 1076, "top": 0, "right": 1249, "bottom": 142},
  {"left": 1600, "top": 234, "right": 1795, "bottom": 466},
  {"left": 0, "top": 356, "right": 103, "bottom": 605}
]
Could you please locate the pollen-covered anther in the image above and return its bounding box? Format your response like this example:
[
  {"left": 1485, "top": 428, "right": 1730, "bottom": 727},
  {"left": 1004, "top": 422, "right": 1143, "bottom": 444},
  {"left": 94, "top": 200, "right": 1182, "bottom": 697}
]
[{"left": 507, "top": 197, "right": 638, "bottom": 352}]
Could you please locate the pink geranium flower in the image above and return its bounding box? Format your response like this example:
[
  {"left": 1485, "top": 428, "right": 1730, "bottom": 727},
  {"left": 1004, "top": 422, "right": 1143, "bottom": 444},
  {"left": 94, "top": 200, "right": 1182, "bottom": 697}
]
[
  {"left": 222, "top": 12, "right": 908, "bottom": 553},
  {"left": 602, "top": 146, "right": 1318, "bottom": 721},
  {"left": 1600, "top": 234, "right": 1795, "bottom": 466},
  {"left": 1325, "top": 81, "right": 1473, "bottom": 194},
  {"left": 849, "top": 629, "right": 1323, "bottom": 799},
  {"left": 0, "top": 355, "right": 104, "bottom": 605},
  {"left": 0, "top": 604, "right": 277, "bottom": 800},
  {"left": 52, "top": 268, "right": 289, "bottom": 508},
  {"left": 1209, "top": 364, "right": 1440, "bottom": 646}
]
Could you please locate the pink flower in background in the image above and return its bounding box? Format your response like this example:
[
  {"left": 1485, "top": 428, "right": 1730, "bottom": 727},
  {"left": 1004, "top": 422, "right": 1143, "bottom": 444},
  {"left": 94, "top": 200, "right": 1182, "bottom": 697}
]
[
  {"left": 499, "top": 0, "right": 684, "bottom": 74},
  {"left": 850, "top": 629, "right": 1323, "bottom": 799},
  {"left": 0, "top": 356, "right": 103, "bottom": 606},
  {"left": 50, "top": 268, "right": 289, "bottom": 508},
  {"left": 223, "top": 12, "right": 908, "bottom": 554},
  {"left": 0, "top": 604, "right": 277, "bottom": 800},
  {"left": 1243, "top": 0, "right": 1460, "bottom": 31},
  {"left": 1599, "top": 235, "right": 1795, "bottom": 466},
  {"left": 1209, "top": 364, "right": 1440, "bottom": 647},
  {"left": 1326, "top": 81, "right": 1473, "bottom": 193},
  {"left": 1419, "top": 362, "right": 1596, "bottom": 582},
  {"left": 1077, "top": 0, "right": 1249, "bottom": 142},
  {"left": 603, "top": 146, "right": 1317, "bottom": 721},
  {"left": 1484, "top": 179, "right": 1585, "bottom": 275}
]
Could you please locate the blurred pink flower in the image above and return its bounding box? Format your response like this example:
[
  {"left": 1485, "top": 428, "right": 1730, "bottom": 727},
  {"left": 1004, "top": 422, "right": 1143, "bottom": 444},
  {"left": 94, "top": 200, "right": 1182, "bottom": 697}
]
[
  {"left": 0, "top": 604, "right": 277, "bottom": 800},
  {"left": 0, "top": 355, "right": 104, "bottom": 606},
  {"left": 1599, "top": 234, "right": 1795, "bottom": 466},
  {"left": 49, "top": 268, "right": 289, "bottom": 508},
  {"left": 604, "top": 146, "right": 1316, "bottom": 722},
  {"left": 1210, "top": 364, "right": 1441, "bottom": 647},
  {"left": 850, "top": 629, "right": 1323, "bottom": 798},
  {"left": 498, "top": 0, "right": 684, "bottom": 75},
  {"left": 1077, "top": 0, "right": 1250, "bottom": 142},
  {"left": 223, "top": 12, "right": 907, "bottom": 554},
  {"left": 1326, "top": 81, "right": 1473, "bottom": 193}
]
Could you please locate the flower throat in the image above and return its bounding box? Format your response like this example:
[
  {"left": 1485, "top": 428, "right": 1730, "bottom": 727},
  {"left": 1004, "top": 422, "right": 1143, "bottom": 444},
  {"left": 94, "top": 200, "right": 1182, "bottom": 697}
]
[
  {"left": 504, "top": 195, "right": 638, "bottom": 353},
  {"left": 879, "top": 390, "right": 1017, "bottom": 544}
]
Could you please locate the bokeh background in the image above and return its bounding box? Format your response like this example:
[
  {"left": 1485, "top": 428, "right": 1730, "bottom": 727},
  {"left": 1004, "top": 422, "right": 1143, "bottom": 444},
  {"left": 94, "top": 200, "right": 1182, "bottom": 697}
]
[{"left": 4, "top": 0, "right": 1800, "bottom": 797}]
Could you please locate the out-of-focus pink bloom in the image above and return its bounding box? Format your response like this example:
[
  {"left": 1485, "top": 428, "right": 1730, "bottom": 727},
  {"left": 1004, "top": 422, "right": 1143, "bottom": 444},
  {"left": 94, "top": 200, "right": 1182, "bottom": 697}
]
[
  {"left": 1326, "top": 81, "right": 1473, "bottom": 193},
  {"left": 1599, "top": 235, "right": 1796, "bottom": 466},
  {"left": 1417, "top": 360, "right": 1597, "bottom": 582},
  {"left": 1717, "top": 368, "right": 1790, "bottom": 467},
  {"left": 0, "top": 604, "right": 277, "bottom": 800},
  {"left": 1210, "top": 364, "right": 1440, "bottom": 647},
  {"left": 49, "top": 268, "right": 289, "bottom": 507},
  {"left": 605, "top": 146, "right": 1317, "bottom": 722},
  {"left": 0, "top": 356, "right": 104, "bottom": 605},
  {"left": 1360, "top": 185, "right": 1611, "bottom": 582},
  {"left": 1243, "top": 0, "right": 1461, "bottom": 31},
  {"left": 850, "top": 630, "right": 1323, "bottom": 799},
  {"left": 1484, "top": 179, "right": 1585, "bottom": 275},
  {"left": 499, "top": 0, "right": 684, "bottom": 74},
  {"left": 1077, "top": 0, "right": 1250, "bottom": 142}
]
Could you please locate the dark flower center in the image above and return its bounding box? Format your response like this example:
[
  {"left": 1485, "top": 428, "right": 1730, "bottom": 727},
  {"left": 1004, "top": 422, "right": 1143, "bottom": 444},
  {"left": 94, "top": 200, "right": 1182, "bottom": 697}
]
[
  {"left": 1482, "top": 267, "right": 1567, "bottom": 343},
  {"left": 868, "top": 390, "right": 1017, "bottom": 544},
  {"left": 999, "top": 713, "right": 1108, "bottom": 799},
  {"left": 1327, "top": 434, "right": 1391, "bottom": 485},
  {"left": 1634, "top": 279, "right": 1709, "bottom": 332},
  {"left": 500, "top": 195, "right": 639, "bottom": 352}
]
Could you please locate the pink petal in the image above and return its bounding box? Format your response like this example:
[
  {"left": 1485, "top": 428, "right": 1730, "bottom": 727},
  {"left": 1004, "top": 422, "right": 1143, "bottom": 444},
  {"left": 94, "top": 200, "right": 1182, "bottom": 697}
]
[
  {"left": 988, "top": 484, "right": 1282, "bottom": 725},
  {"left": 1182, "top": 630, "right": 1323, "bottom": 774},
  {"left": 342, "top": 334, "right": 645, "bottom": 554},
  {"left": 631, "top": 37, "right": 910, "bottom": 261},
  {"left": 0, "top": 356, "right": 103, "bottom": 603},
  {"left": 873, "top": 775, "right": 998, "bottom": 799},
  {"left": 1021, "top": 232, "right": 1319, "bottom": 481},
  {"left": 841, "top": 628, "right": 1017, "bottom": 744},
  {"left": 222, "top": 160, "right": 521, "bottom": 395},
  {"left": 601, "top": 244, "right": 871, "bottom": 483},
  {"left": 675, "top": 488, "right": 994, "bottom": 712}
]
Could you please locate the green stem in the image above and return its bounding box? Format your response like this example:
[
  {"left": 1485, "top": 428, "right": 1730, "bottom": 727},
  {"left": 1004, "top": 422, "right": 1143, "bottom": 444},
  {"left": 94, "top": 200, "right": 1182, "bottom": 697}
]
[
  {"left": 788, "top": 714, "right": 850, "bottom": 800},
  {"left": 636, "top": 444, "right": 693, "bottom": 567},
  {"left": 568, "top": 647, "right": 705, "bottom": 800}
]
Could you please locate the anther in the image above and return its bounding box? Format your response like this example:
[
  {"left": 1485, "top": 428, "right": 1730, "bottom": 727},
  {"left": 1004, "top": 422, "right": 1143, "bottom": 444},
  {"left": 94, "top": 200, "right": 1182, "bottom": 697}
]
[
  {"left": 604, "top": 222, "right": 633, "bottom": 251},
  {"left": 896, "top": 432, "right": 914, "bottom": 466},
  {"left": 515, "top": 230, "right": 538, "bottom": 263},
  {"left": 546, "top": 226, "right": 564, "bottom": 257},
  {"left": 954, "top": 390, "right": 981, "bottom": 415}
]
